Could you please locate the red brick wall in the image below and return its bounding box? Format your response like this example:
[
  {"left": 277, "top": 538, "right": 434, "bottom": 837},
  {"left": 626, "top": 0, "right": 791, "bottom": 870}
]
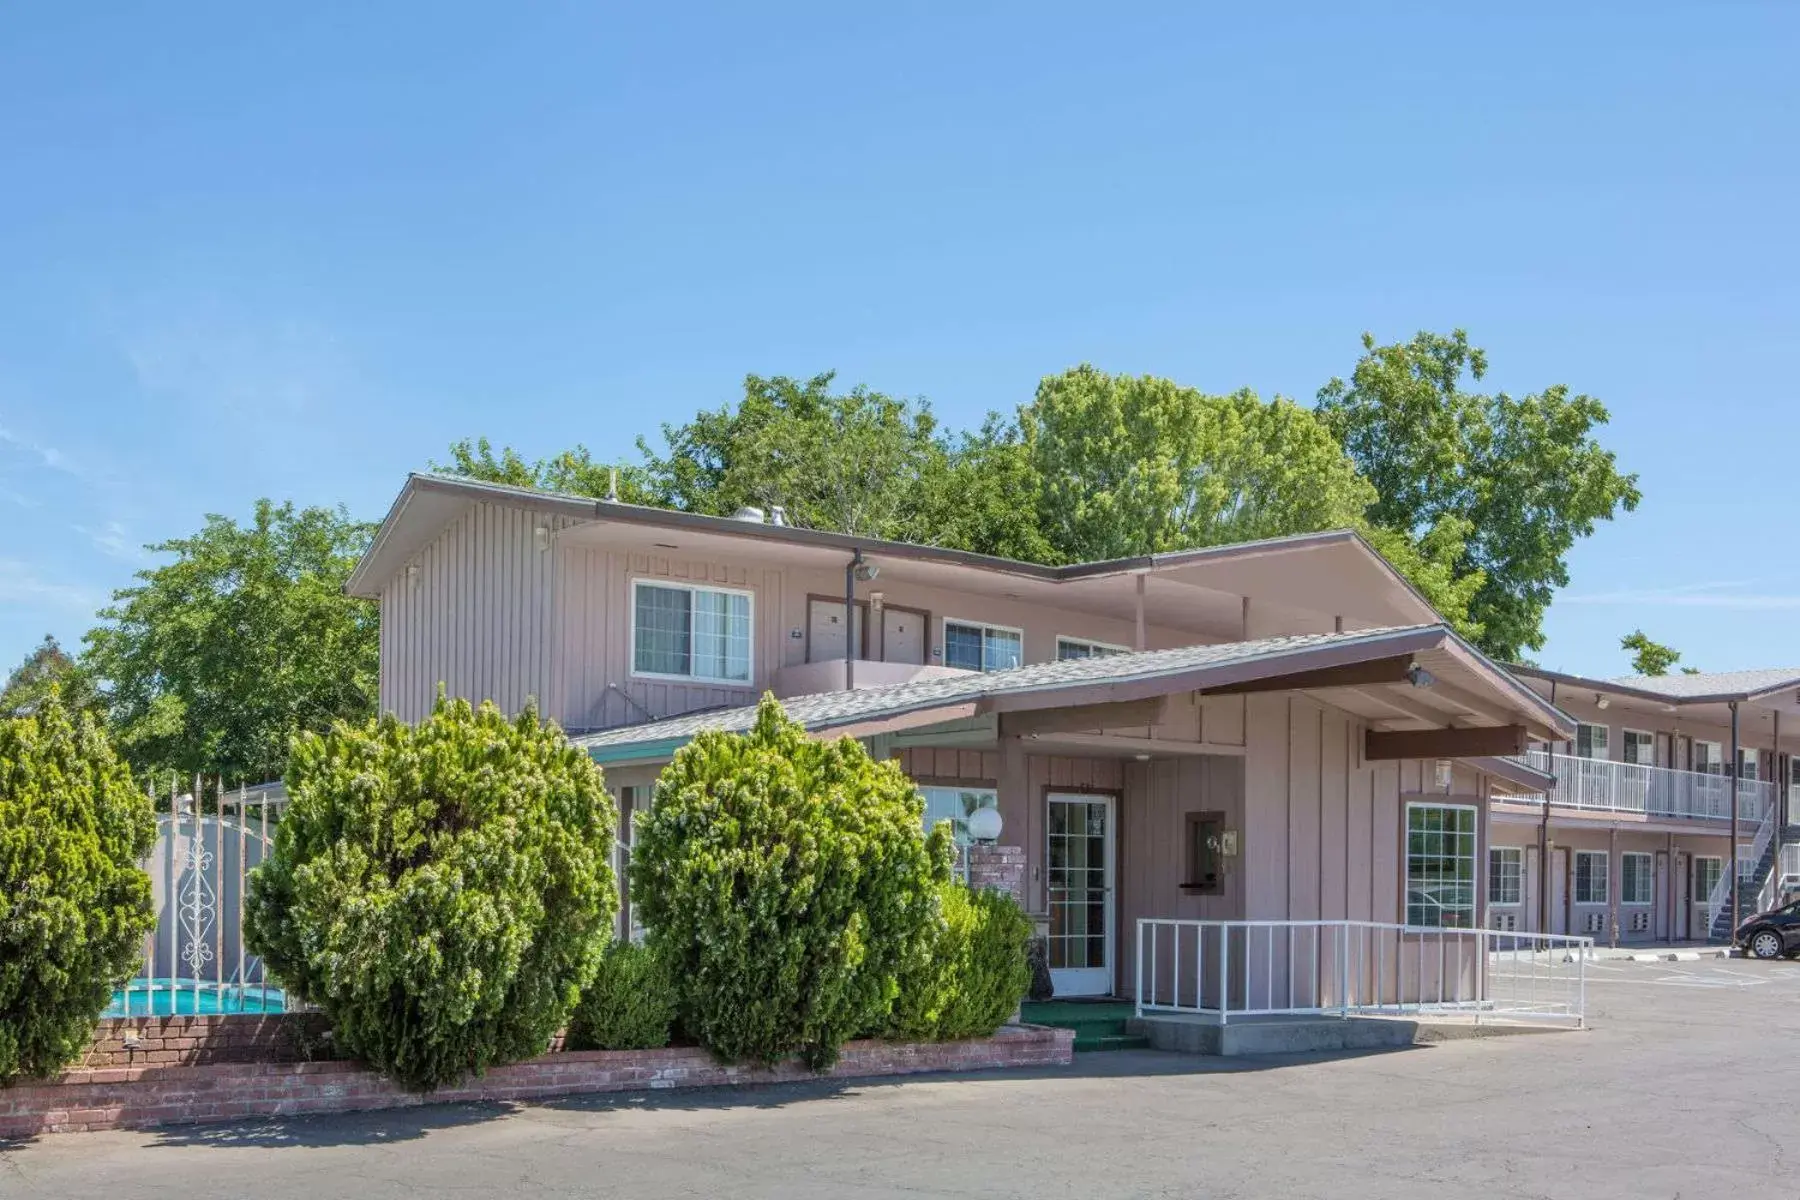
[
  {"left": 1, "top": 1025, "right": 1073, "bottom": 1138},
  {"left": 968, "top": 844, "right": 1026, "bottom": 903},
  {"left": 81, "top": 1014, "right": 341, "bottom": 1069}
]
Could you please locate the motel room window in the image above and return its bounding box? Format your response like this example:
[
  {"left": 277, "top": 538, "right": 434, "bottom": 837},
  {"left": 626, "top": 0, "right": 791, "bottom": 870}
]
[
  {"left": 1405, "top": 803, "right": 1477, "bottom": 929},
  {"left": 1694, "top": 740, "right": 1724, "bottom": 776},
  {"left": 1621, "top": 730, "right": 1655, "bottom": 767},
  {"left": 1056, "top": 636, "right": 1129, "bottom": 662},
  {"left": 632, "top": 581, "right": 752, "bottom": 683},
  {"left": 917, "top": 786, "right": 998, "bottom": 846},
  {"left": 1574, "top": 851, "right": 1608, "bottom": 905},
  {"left": 1488, "top": 847, "right": 1523, "bottom": 906},
  {"left": 1694, "top": 856, "right": 1723, "bottom": 901},
  {"left": 1575, "top": 723, "right": 1610, "bottom": 760},
  {"left": 1621, "top": 852, "right": 1654, "bottom": 905},
  {"left": 944, "top": 620, "right": 1024, "bottom": 673},
  {"left": 1738, "top": 747, "right": 1760, "bottom": 781},
  {"left": 1183, "top": 812, "right": 1227, "bottom": 895}
]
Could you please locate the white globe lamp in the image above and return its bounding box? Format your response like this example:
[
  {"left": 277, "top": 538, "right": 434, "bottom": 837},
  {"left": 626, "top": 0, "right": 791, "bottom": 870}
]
[{"left": 967, "top": 806, "right": 1004, "bottom": 844}]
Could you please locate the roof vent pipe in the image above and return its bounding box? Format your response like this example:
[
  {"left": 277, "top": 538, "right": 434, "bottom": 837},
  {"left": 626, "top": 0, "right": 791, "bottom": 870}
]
[
  {"left": 769, "top": 505, "right": 788, "bottom": 527},
  {"left": 730, "top": 505, "right": 766, "bottom": 523}
]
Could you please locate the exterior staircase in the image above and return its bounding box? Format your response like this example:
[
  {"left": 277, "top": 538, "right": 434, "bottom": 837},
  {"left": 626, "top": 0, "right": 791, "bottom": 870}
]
[
  {"left": 1711, "top": 833, "right": 1800, "bottom": 941},
  {"left": 1019, "top": 1000, "right": 1149, "bottom": 1052}
]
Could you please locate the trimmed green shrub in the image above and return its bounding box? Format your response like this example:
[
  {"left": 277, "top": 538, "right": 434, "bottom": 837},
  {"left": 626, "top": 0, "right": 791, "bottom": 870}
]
[
  {"left": 244, "top": 697, "right": 617, "bottom": 1092},
  {"left": 632, "top": 696, "right": 950, "bottom": 1070},
  {"left": 0, "top": 693, "right": 156, "bottom": 1082},
  {"left": 566, "top": 941, "right": 678, "bottom": 1051},
  {"left": 888, "top": 883, "right": 1034, "bottom": 1042}
]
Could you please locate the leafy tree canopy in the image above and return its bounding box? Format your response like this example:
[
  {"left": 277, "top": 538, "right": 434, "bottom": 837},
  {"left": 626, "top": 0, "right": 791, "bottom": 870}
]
[
  {"left": 1317, "top": 330, "right": 1640, "bottom": 660},
  {"left": 81, "top": 499, "right": 378, "bottom": 784},
  {"left": 0, "top": 635, "right": 96, "bottom": 719},
  {"left": 1621, "top": 630, "right": 1682, "bottom": 676}
]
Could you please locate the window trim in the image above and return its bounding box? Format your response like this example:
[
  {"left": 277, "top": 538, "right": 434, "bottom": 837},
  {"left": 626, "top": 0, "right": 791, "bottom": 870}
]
[
  {"left": 1575, "top": 722, "right": 1611, "bottom": 761},
  {"left": 1055, "top": 634, "right": 1132, "bottom": 661},
  {"left": 1693, "top": 855, "right": 1723, "bottom": 901},
  {"left": 942, "top": 616, "right": 1026, "bottom": 673},
  {"left": 1694, "top": 739, "right": 1724, "bottom": 776},
  {"left": 1488, "top": 845, "right": 1523, "bottom": 907},
  {"left": 1620, "top": 728, "right": 1656, "bottom": 767},
  {"left": 1403, "top": 801, "right": 1479, "bottom": 930},
  {"left": 1620, "top": 851, "right": 1654, "bottom": 906},
  {"left": 1573, "top": 850, "right": 1609, "bottom": 905},
  {"left": 629, "top": 578, "right": 756, "bottom": 685}
]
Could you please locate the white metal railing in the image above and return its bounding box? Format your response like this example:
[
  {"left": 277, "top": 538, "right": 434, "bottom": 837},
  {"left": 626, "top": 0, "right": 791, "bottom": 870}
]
[
  {"left": 1516, "top": 749, "right": 1773, "bottom": 823},
  {"left": 1754, "top": 842, "right": 1800, "bottom": 916},
  {"left": 1706, "top": 799, "right": 1779, "bottom": 932},
  {"left": 1135, "top": 919, "right": 1592, "bottom": 1029},
  {"left": 114, "top": 778, "right": 296, "bottom": 1019}
]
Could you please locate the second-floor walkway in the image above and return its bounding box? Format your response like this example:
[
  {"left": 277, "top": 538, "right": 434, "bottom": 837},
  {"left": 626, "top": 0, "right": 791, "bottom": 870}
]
[{"left": 1510, "top": 749, "right": 1776, "bottom": 825}]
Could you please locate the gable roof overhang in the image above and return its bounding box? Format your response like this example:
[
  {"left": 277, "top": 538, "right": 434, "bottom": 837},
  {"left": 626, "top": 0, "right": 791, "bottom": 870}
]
[
  {"left": 576, "top": 623, "right": 1574, "bottom": 767},
  {"left": 346, "top": 474, "right": 1443, "bottom": 634},
  {"left": 1509, "top": 663, "right": 1800, "bottom": 729}
]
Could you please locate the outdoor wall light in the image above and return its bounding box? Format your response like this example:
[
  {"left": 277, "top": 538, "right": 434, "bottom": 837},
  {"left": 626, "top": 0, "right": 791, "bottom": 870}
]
[
  {"left": 1595, "top": 694, "right": 1611, "bottom": 709},
  {"left": 967, "top": 807, "right": 1004, "bottom": 844},
  {"left": 1435, "top": 759, "right": 1455, "bottom": 791},
  {"left": 534, "top": 526, "right": 552, "bottom": 551},
  {"left": 1406, "top": 662, "right": 1436, "bottom": 689}
]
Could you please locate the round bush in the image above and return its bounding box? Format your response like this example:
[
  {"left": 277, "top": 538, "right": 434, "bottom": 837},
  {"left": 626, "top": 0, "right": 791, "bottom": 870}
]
[
  {"left": 0, "top": 693, "right": 156, "bottom": 1082},
  {"left": 888, "top": 883, "right": 1034, "bottom": 1042},
  {"left": 566, "top": 941, "right": 678, "bottom": 1051},
  {"left": 631, "top": 696, "right": 950, "bottom": 1070},
  {"left": 244, "top": 697, "right": 617, "bottom": 1092}
]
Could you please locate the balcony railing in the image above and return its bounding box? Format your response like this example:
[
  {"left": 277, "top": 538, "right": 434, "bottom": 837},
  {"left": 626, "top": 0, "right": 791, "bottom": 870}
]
[{"left": 1512, "top": 749, "right": 1774, "bottom": 824}]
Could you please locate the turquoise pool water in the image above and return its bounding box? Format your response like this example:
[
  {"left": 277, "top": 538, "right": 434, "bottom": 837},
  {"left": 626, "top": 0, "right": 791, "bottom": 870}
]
[{"left": 105, "top": 980, "right": 288, "bottom": 1018}]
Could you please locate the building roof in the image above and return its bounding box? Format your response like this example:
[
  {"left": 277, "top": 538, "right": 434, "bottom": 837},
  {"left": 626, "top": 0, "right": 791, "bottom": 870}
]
[
  {"left": 574, "top": 622, "right": 1573, "bottom": 759},
  {"left": 1607, "top": 668, "right": 1800, "bottom": 701},
  {"left": 345, "top": 474, "right": 1441, "bottom": 631},
  {"left": 1512, "top": 662, "right": 1800, "bottom": 708}
]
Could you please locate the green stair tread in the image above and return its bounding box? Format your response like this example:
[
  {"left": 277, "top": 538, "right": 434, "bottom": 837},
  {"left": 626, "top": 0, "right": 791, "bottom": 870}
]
[{"left": 1073, "top": 1034, "right": 1151, "bottom": 1052}]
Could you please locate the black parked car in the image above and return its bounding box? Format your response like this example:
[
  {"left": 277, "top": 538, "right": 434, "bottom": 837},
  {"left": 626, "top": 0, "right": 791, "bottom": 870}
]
[{"left": 1734, "top": 898, "right": 1800, "bottom": 959}]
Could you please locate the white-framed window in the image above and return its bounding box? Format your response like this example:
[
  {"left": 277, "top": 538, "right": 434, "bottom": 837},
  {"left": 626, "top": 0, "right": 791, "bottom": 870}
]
[
  {"left": 1574, "top": 851, "right": 1608, "bottom": 905},
  {"left": 943, "top": 619, "right": 1024, "bottom": 673},
  {"left": 1738, "top": 747, "right": 1760, "bottom": 781},
  {"left": 1055, "top": 636, "right": 1130, "bottom": 662},
  {"left": 1621, "top": 852, "right": 1653, "bottom": 905},
  {"left": 1694, "top": 856, "right": 1723, "bottom": 900},
  {"left": 1737, "top": 843, "right": 1757, "bottom": 881},
  {"left": 1694, "top": 740, "right": 1724, "bottom": 776},
  {"left": 1405, "top": 802, "right": 1477, "bottom": 929},
  {"left": 1621, "top": 729, "right": 1655, "bottom": 767},
  {"left": 615, "top": 785, "right": 647, "bottom": 943},
  {"left": 631, "top": 580, "right": 753, "bottom": 683},
  {"left": 918, "top": 785, "right": 998, "bottom": 845},
  {"left": 1575, "top": 723, "right": 1610, "bottom": 760},
  {"left": 1488, "top": 846, "right": 1523, "bottom": 906}
]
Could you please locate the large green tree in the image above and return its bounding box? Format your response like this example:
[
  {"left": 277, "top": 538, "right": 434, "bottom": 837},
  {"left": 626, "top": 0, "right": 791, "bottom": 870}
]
[
  {"left": 81, "top": 500, "right": 378, "bottom": 783},
  {"left": 1317, "top": 330, "right": 1640, "bottom": 661}
]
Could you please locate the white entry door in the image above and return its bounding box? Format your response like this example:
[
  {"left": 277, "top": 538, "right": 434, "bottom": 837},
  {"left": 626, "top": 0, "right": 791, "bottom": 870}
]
[{"left": 1047, "top": 793, "right": 1115, "bottom": 997}]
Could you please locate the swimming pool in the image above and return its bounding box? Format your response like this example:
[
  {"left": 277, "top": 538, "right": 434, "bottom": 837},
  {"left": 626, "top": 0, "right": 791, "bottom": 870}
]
[{"left": 105, "top": 979, "right": 288, "bottom": 1018}]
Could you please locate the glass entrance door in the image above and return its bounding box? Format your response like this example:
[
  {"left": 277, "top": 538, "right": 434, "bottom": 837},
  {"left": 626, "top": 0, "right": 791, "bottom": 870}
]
[{"left": 1047, "top": 793, "right": 1115, "bottom": 997}]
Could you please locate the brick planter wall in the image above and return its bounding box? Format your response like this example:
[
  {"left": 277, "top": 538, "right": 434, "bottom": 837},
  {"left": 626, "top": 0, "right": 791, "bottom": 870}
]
[
  {"left": 1, "top": 1020, "right": 1073, "bottom": 1138},
  {"left": 82, "top": 1014, "right": 342, "bottom": 1069},
  {"left": 967, "top": 843, "right": 1026, "bottom": 903}
]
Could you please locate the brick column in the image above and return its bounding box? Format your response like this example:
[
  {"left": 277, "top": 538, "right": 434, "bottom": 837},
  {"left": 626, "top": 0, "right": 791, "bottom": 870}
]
[{"left": 968, "top": 843, "right": 1026, "bottom": 904}]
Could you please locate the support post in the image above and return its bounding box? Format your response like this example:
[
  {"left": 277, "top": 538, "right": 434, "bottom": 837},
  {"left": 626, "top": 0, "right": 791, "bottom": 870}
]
[
  {"left": 1730, "top": 700, "right": 1742, "bottom": 934},
  {"left": 1539, "top": 681, "right": 1556, "bottom": 935},
  {"left": 1134, "top": 573, "right": 1147, "bottom": 651},
  {"left": 1607, "top": 825, "right": 1619, "bottom": 949},
  {"left": 843, "top": 551, "right": 861, "bottom": 692}
]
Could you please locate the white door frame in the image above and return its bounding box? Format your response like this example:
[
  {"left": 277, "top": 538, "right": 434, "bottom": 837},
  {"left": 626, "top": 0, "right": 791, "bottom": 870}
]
[{"left": 1046, "top": 792, "right": 1117, "bottom": 997}]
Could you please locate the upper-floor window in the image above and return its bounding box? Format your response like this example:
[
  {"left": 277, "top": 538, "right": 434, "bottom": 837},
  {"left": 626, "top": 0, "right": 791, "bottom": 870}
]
[
  {"left": 1621, "top": 730, "right": 1654, "bottom": 766},
  {"left": 1575, "top": 723, "right": 1609, "bottom": 760},
  {"left": 1056, "top": 636, "right": 1129, "bottom": 662},
  {"left": 1694, "top": 740, "right": 1723, "bottom": 775},
  {"left": 1739, "top": 747, "right": 1760, "bottom": 781},
  {"left": 944, "top": 619, "right": 1023, "bottom": 673},
  {"left": 632, "top": 580, "right": 752, "bottom": 683}
]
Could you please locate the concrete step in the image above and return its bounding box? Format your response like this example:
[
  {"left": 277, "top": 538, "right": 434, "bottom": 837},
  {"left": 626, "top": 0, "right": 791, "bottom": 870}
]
[
  {"left": 1074, "top": 1033, "right": 1151, "bottom": 1053},
  {"left": 1127, "top": 1014, "right": 1423, "bottom": 1057}
]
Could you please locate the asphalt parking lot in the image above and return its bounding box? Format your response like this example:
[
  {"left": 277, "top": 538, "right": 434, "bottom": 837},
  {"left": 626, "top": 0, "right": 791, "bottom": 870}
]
[{"left": 6, "top": 956, "right": 1800, "bottom": 1200}]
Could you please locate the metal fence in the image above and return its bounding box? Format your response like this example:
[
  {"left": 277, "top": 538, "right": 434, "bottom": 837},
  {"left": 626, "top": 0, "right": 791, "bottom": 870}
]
[
  {"left": 1135, "top": 918, "right": 1592, "bottom": 1028},
  {"left": 113, "top": 777, "right": 295, "bottom": 1019}
]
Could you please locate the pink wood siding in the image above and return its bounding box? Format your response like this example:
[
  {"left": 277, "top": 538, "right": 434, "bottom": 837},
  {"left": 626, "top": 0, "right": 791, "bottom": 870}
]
[{"left": 378, "top": 502, "right": 572, "bottom": 723}]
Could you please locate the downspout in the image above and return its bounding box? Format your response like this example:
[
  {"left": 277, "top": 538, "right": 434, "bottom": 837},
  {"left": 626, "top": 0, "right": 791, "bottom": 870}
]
[{"left": 844, "top": 550, "right": 863, "bottom": 692}]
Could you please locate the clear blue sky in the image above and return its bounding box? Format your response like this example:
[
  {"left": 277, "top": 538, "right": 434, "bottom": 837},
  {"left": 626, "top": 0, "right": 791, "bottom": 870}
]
[{"left": 3, "top": 4, "right": 1796, "bottom": 679}]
